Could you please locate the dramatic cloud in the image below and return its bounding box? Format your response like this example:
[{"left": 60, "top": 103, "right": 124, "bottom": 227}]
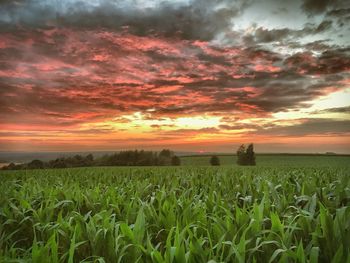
[
  {"left": 250, "top": 20, "right": 333, "bottom": 44},
  {"left": 254, "top": 118, "right": 350, "bottom": 136},
  {"left": 315, "top": 106, "right": 350, "bottom": 113},
  {"left": 0, "top": 0, "right": 250, "bottom": 41},
  {"left": 301, "top": 0, "right": 349, "bottom": 15},
  {"left": 0, "top": 0, "right": 349, "bottom": 153}
]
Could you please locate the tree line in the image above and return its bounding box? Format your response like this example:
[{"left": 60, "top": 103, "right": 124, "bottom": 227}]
[
  {"left": 2, "top": 144, "right": 256, "bottom": 170},
  {"left": 2, "top": 149, "right": 181, "bottom": 170}
]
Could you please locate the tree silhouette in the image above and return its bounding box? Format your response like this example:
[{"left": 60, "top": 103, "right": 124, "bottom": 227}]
[
  {"left": 1, "top": 150, "right": 184, "bottom": 170},
  {"left": 210, "top": 155, "right": 220, "bottom": 166},
  {"left": 246, "top": 144, "right": 256, "bottom": 165},
  {"left": 236, "top": 144, "right": 256, "bottom": 166},
  {"left": 159, "top": 149, "right": 174, "bottom": 165},
  {"left": 171, "top": 156, "right": 181, "bottom": 166},
  {"left": 237, "top": 144, "right": 247, "bottom": 165},
  {"left": 27, "top": 159, "right": 44, "bottom": 169},
  {"left": 159, "top": 149, "right": 173, "bottom": 158}
]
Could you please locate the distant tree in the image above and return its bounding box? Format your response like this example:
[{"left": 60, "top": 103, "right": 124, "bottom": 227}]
[
  {"left": 210, "top": 155, "right": 220, "bottom": 166},
  {"left": 237, "top": 144, "right": 256, "bottom": 166},
  {"left": 246, "top": 144, "right": 256, "bottom": 166},
  {"left": 171, "top": 156, "right": 181, "bottom": 166},
  {"left": 96, "top": 150, "right": 168, "bottom": 166},
  {"left": 159, "top": 149, "right": 174, "bottom": 165},
  {"left": 3, "top": 162, "right": 16, "bottom": 170},
  {"left": 71, "top": 155, "right": 84, "bottom": 167},
  {"left": 27, "top": 159, "right": 44, "bottom": 169},
  {"left": 85, "top": 154, "right": 94, "bottom": 166},
  {"left": 159, "top": 149, "right": 173, "bottom": 158},
  {"left": 50, "top": 158, "right": 67, "bottom": 168},
  {"left": 86, "top": 154, "right": 94, "bottom": 162},
  {"left": 237, "top": 144, "right": 247, "bottom": 165}
]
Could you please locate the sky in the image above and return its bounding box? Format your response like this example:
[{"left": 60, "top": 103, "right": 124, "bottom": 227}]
[{"left": 0, "top": 0, "right": 349, "bottom": 153}]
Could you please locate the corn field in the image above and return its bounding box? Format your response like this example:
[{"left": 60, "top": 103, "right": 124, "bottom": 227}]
[{"left": 1, "top": 165, "right": 349, "bottom": 262}]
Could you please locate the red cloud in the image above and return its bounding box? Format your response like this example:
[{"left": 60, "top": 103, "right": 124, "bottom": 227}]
[{"left": 0, "top": 28, "right": 349, "bottom": 151}]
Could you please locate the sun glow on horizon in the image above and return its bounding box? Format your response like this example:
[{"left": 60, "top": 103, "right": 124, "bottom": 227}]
[
  {"left": 79, "top": 113, "right": 223, "bottom": 136},
  {"left": 175, "top": 116, "right": 221, "bottom": 129}
]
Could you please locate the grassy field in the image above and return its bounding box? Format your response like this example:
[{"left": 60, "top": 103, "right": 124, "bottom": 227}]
[
  {"left": 180, "top": 154, "right": 350, "bottom": 167},
  {"left": 1, "top": 156, "right": 350, "bottom": 262}
]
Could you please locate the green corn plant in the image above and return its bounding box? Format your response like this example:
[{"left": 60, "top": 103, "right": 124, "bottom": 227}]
[{"left": 0, "top": 159, "right": 349, "bottom": 262}]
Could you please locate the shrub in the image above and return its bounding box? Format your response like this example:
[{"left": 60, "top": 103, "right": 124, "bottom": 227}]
[{"left": 210, "top": 155, "right": 220, "bottom": 166}]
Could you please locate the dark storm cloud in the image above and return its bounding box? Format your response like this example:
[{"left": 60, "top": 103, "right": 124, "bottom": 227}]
[
  {"left": 314, "top": 20, "right": 333, "bottom": 33},
  {"left": 0, "top": 0, "right": 250, "bottom": 40},
  {"left": 327, "top": 8, "right": 350, "bottom": 17},
  {"left": 326, "top": 8, "right": 350, "bottom": 27},
  {"left": 300, "top": 0, "right": 350, "bottom": 15},
  {"left": 313, "top": 106, "right": 350, "bottom": 114},
  {"left": 251, "top": 20, "right": 333, "bottom": 43},
  {"left": 253, "top": 27, "right": 290, "bottom": 43},
  {"left": 301, "top": 0, "right": 334, "bottom": 15}
]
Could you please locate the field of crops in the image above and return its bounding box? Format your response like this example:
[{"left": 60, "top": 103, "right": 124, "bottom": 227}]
[
  {"left": 180, "top": 154, "right": 350, "bottom": 167},
  {"left": 1, "top": 156, "right": 350, "bottom": 262}
]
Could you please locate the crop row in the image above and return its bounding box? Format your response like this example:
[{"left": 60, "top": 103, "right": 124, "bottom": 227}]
[{"left": 0, "top": 166, "right": 349, "bottom": 262}]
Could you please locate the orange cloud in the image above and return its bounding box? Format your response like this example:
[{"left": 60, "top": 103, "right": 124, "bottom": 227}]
[{"left": 0, "top": 28, "right": 349, "bottom": 152}]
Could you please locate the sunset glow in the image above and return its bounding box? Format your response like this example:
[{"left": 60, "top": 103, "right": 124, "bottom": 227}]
[{"left": 0, "top": 0, "right": 349, "bottom": 153}]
